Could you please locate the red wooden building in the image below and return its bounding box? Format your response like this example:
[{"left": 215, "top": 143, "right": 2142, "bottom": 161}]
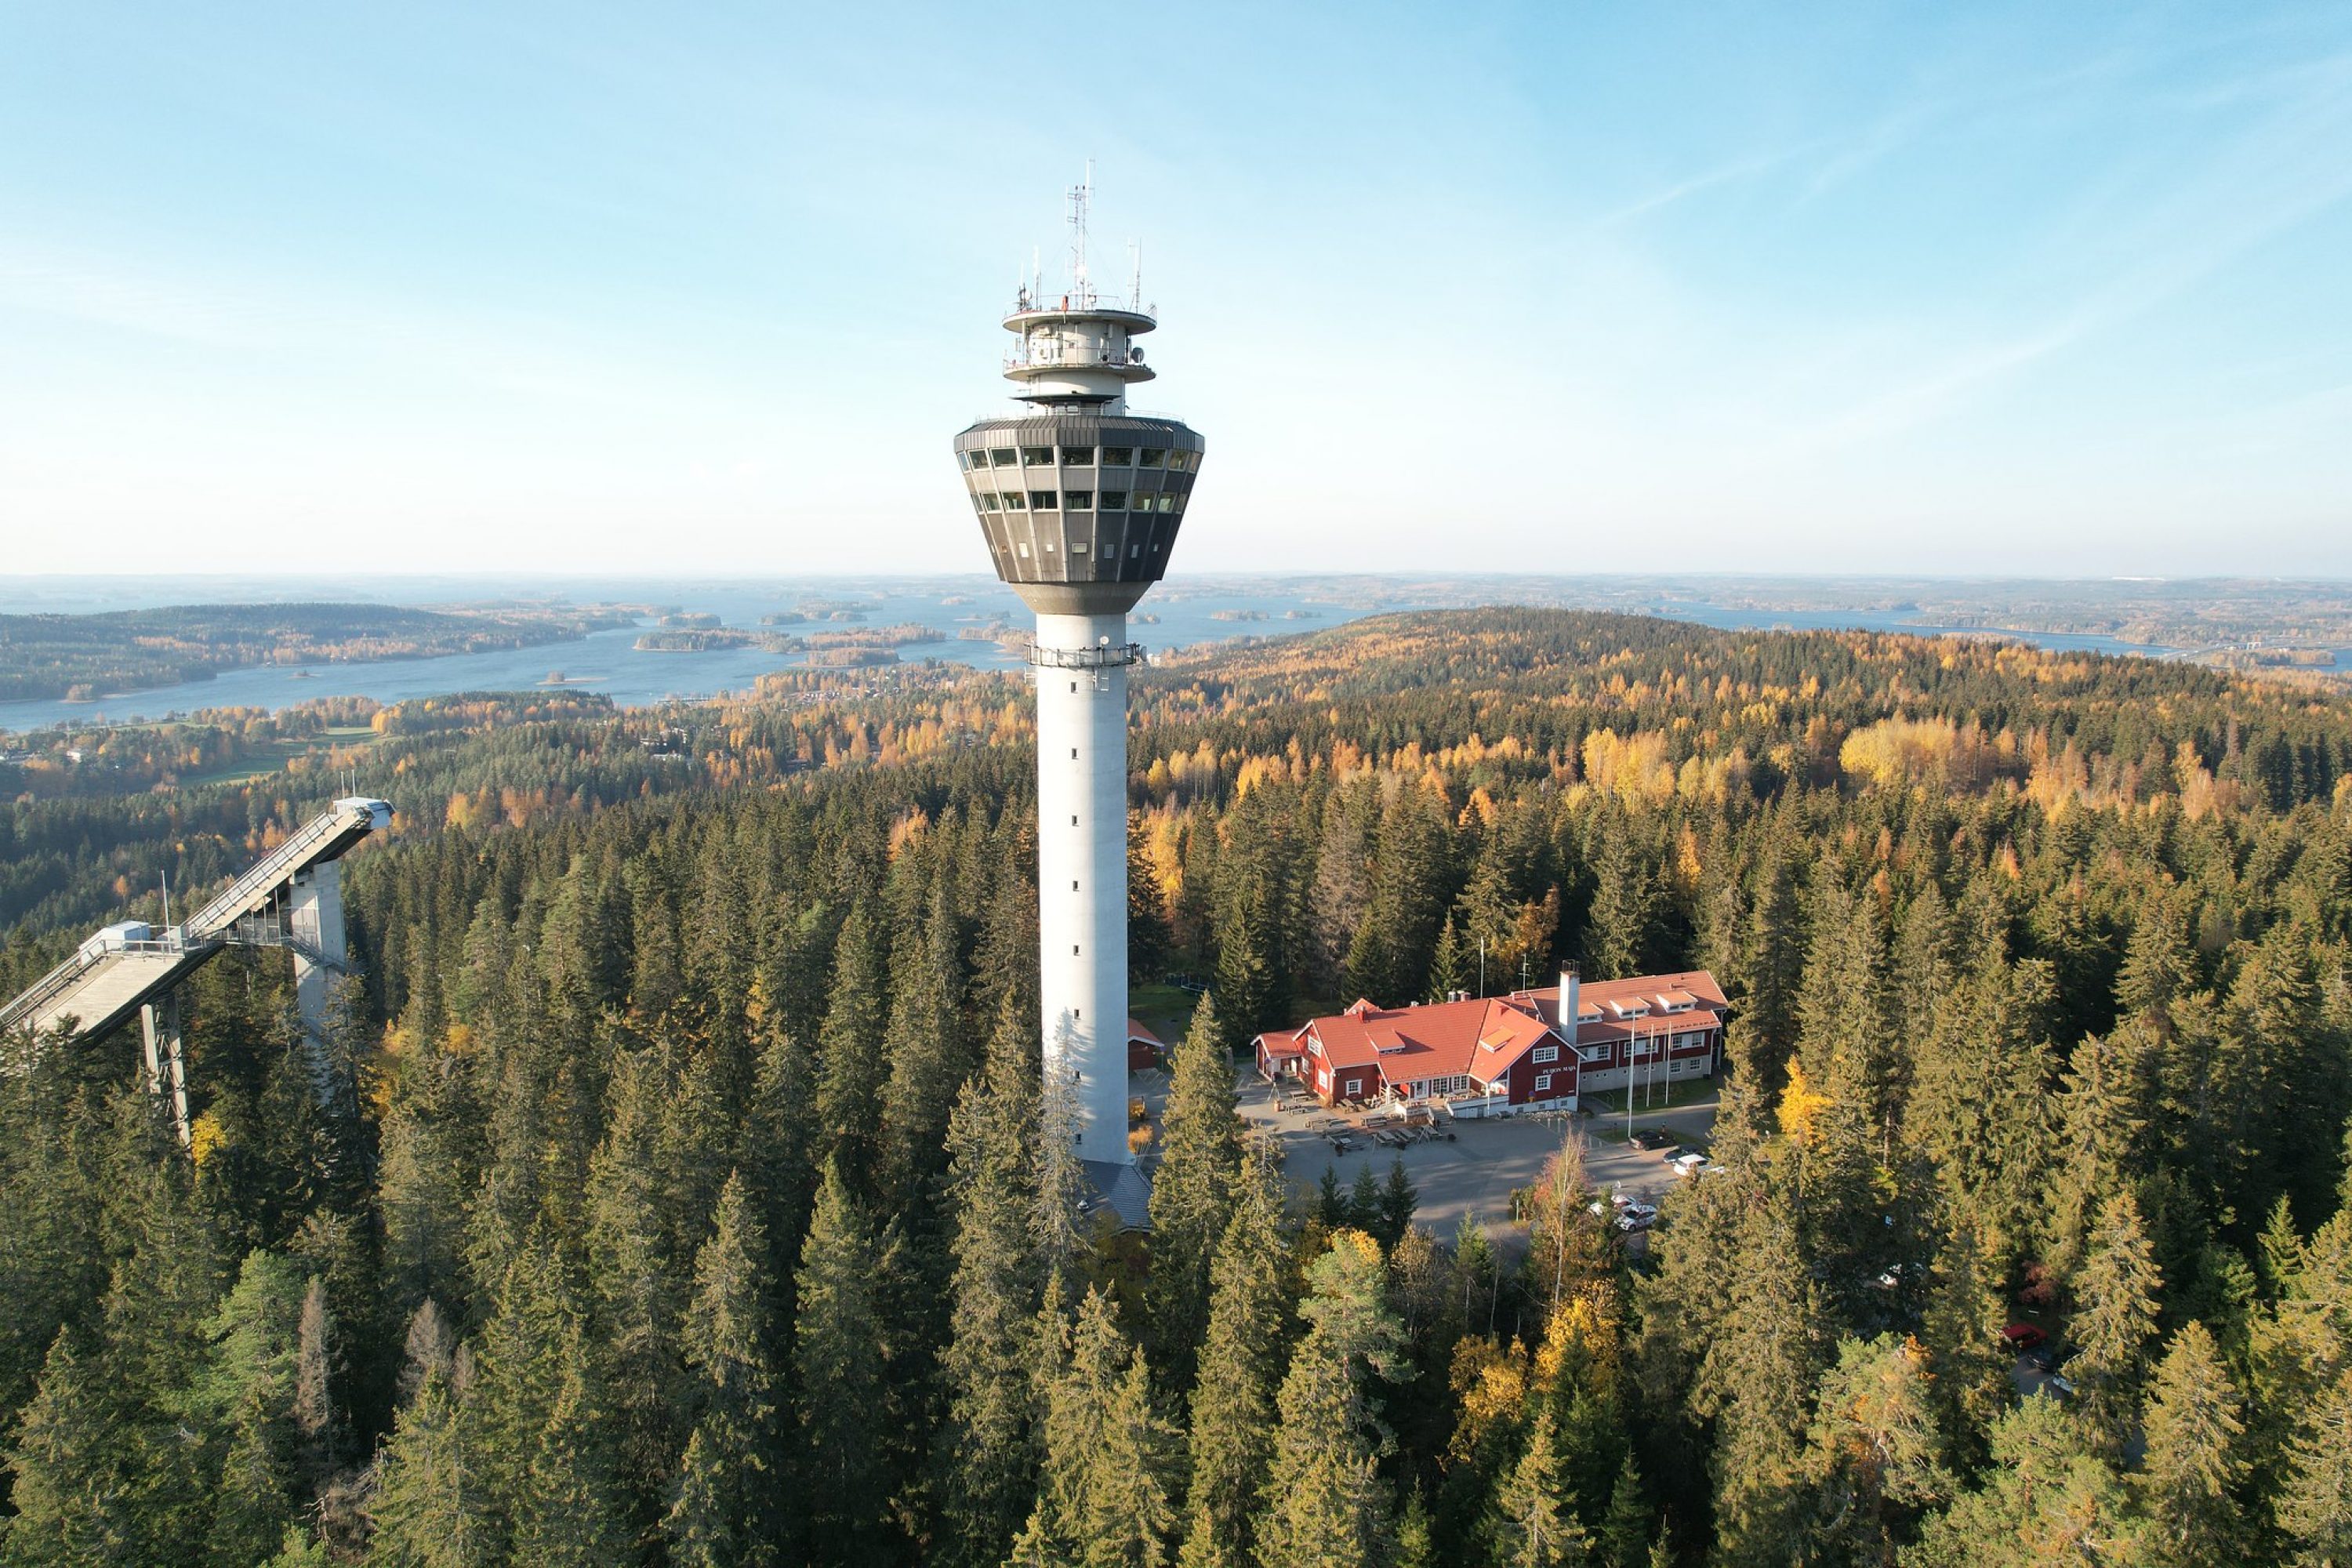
[{"left": 1254, "top": 968, "right": 1726, "bottom": 1116}]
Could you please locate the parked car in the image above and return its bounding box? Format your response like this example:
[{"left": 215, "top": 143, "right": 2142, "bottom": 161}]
[
  {"left": 1631, "top": 1128, "right": 1674, "bottom": 1151},
  {"left": 1615, "top": 1211, "right": 1656, "bottom": 1233},
  {"left": 1668, "top": 1152, "right": 1708, "bottom": 1178},
  {"left": 2001, "top": 1323, "right": 2048, "bottom": 1353}
]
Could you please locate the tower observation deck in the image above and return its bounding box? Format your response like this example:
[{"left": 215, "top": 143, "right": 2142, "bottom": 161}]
[{"left": 954, "top": 178, "right": 1203, "bottom": 1174}]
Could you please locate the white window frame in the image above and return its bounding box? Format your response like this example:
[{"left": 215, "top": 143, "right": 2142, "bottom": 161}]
[
  {"left": 1534, "top": 1072, "right": 1555, "bottom": 1094},
  {"left": 1533, "top": 1044, "right": 1559, "bottom": 1065}
]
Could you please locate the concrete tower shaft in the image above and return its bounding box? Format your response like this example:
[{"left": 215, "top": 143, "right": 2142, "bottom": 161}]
[{"left": 954, "top": 184, "right": 1204, "bottom": 1167}]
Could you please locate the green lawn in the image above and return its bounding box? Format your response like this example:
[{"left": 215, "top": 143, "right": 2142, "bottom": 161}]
[
  {"left": 1583, "top": 1076, "right": 1720, "bottom": 1120},
  {"left": 1127, "top": 981, "right": 1202, "bottom": 1044},
  {"left": 176, "top": 727, "right": 385, "bottom": 789}
]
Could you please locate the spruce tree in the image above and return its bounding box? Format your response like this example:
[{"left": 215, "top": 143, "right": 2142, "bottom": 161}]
[
  {"left": 793, "top": 1162, "right": 892, "bottom": 1564},
  {"left": 2134, "top": 1320, "right": 2247, "bottom": 1568},
  {"left": 1696, "top": 1193, "right": 1817, "bottom": 1567},
  {"left": 816, "top": 902, "right": 890, "bottom": 1185},
  {"left": 1148, "top": 993, "right": 1243, "bottom": 1386},
  {"left": 937, "top": 1000, "right": 1045, "bottom": 1566},
  {"left": 1012, "top": 1287, "right": 1175, "bottom": 1566},
  {"left": 1, "top": 1329, "right": 133, "bottom": 1567},
  {"left": 665, "top": 1171, "right": 781, "bottom": 1567},
  {"left": 583, "top": 1045, "right": 689, "bottom": 1530},
  {"left": 2277, "top": 1363, "right": 2352, "bottom": 1567},
  {"left": 1599, "top": 1454, "right": 1648, "bottom": 1568},
  {"left": 2072, "top": 1191, "right": 2164, "bottom": 1446},
  {"left": 199, "top": 1250, "right": 310, "bottom": 1568},
  {"left": 878, "top": 890, "right": 972, "bottom": 1210},
  {"left": 466, "top": 1226, "right": 583, "bottom": 1559},
  {"left": 366, "top": 1363, "right": 490, "bottom": 1568},
  {"left": 1905, "top": 1396, "right": 2129, "bottom": 1568},
  {"left": 1375, "top": 1156, "right": 1418, "bottom": 1250},
  {"left": 1255, "top": 1231, "right": 1407, "bottom": 1568},
  {"left": 1494, "top": 1407, "right": 1593, "bottom": 1568},
  {"left": 2048, "top": 1022, "right": 2158, "bottom": 1277},
  {"left": 1179, "top": 1151, "right": 1294, "bottom": 1568},
  {"left": 510, "top": 1327, "right": 629, "bottom": 1568}
]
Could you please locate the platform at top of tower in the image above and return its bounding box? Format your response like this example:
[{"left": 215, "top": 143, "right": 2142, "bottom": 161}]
[{"left": 1003, "top": 298, "right": 1156, "bottom": 335}]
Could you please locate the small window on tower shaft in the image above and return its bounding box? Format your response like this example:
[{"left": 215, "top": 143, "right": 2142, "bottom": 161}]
[
  {"left": 1158, "top": 494, "right": 1177, "bottom": 513},
  {"left": 1064, "top": 491, "right": 1092, "bottom": 510},
  {"left": 1099, "top": 490, "right": 1127, "bottom": 510},
  {"left": 981, "top": 492, "right": 1000, "bottom": 511},
  {"left": 989, "top": 448, "right": 1016, "bottom": 466},
  {"left": 1030, "top": 491, "right": 1058, "bottom": 510}
]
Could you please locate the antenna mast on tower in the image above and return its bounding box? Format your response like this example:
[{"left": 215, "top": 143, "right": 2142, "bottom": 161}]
[{"left": 1067, "top": 164, "right": 1093, "bottom": 304}]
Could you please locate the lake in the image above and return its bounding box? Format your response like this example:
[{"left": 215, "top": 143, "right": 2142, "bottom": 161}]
[{"left": 0, "top": 573, "right": 2205, "bottom": 734}]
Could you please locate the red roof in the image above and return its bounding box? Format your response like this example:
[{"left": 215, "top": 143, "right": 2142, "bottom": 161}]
[
  {"left": 1290, "top": 993, "right": 1559, "bottom": 1087},
  {"left": 1127, "top": 1018, "right": 1163, "bottom": 1047},
  {"left": 1276, "top": 968, "right": 1727, "bottom": 1093},
  {"left": 1512, "top": 970, "right": 1727, "bottom": 1050}
]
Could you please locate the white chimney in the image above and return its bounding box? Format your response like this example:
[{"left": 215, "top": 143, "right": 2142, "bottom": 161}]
[{"left": 1559, "top": 964, "right": 1580, "bottom": 1047}]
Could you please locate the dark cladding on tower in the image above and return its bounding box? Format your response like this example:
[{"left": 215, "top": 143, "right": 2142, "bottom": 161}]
[{"left": 952, "top": 179, "right": 1203, "bottom": 1175}]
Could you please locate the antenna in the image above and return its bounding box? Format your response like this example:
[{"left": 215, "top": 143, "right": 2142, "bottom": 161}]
[
  {"left": 1068, "top": 163, "right": 1092, "bottom": 303},
  {"left": 1129, "top": 240, "right": 1142, "bottom": 314}
]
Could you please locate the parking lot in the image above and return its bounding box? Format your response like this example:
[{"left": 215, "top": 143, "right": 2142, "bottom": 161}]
[{"left": 1233, "top": 1071, "right": 1722, "bottom": 1241}]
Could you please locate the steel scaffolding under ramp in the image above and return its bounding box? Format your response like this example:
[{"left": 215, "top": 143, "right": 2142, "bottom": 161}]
[{"left": 0, "top": 796, "right": 393, "bottom": 1145}]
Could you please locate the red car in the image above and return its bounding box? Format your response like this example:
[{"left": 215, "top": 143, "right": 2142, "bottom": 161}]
[{"left": 2001, "top": 1323, "right": 2047, "bottom": 1353}]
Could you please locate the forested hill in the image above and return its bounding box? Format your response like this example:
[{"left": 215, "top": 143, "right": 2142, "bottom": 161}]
[
  {"left": 0, "top": 601, "right": 632, "bottom": 703},
  {"left": 3, "top": 606, "right": 2351, "bottom": 1565}
]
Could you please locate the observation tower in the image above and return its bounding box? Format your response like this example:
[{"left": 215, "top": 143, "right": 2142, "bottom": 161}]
[{"left": 953, "top": 178, "right": 1204, "bottom": 1171}]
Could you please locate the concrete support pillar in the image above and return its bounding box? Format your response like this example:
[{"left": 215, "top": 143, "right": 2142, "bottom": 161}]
[
  {"left": 140, "top": 992, "right": 191, "bottom": 1150},
  {"left": 1033, "top": 611, "right": 1133, "bottom": 1163},
  {"left": 287, "top": 862, "right": 345, "bottom": 1103}
]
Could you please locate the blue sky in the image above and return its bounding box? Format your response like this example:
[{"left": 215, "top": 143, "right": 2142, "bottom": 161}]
[{"left": 3, "top": 2, "right": 2348, "bottom": 576}]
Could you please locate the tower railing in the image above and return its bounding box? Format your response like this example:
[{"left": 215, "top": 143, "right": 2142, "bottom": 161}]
[{"left": 1027, "top": 643, "right": 1145, "bottom": 670}]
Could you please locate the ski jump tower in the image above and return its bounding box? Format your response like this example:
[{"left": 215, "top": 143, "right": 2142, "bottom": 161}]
[{"left": 954, "top": 178, "right": 1203, "bottom": 1178}]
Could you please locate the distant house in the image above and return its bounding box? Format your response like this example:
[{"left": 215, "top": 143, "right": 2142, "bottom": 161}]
[
  {"left": 1254, "top": 968, "right": 1726, "bottom": 1116},
  {"left": 1127, "top": 1017, "right": 1166, "bottom": 1073}
]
